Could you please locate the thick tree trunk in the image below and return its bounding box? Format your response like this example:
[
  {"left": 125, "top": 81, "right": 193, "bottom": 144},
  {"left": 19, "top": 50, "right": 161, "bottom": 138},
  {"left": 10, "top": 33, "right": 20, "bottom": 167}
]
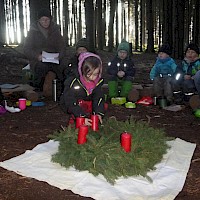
[
  {"left": 146, "top": 0, "right": 154, "bottom": 53},
  {"left": 135, "top": 0, "right": 139, "bottom": 51},
  {"left": 108, "top": 0, "right": 116, "bottom": 52},
  {"left": 173, "top": 0, "right": 185, "bottom": 59},
  {"left": 63, "top": 0, "right": 69, "bottom": 46},
  {"left": 0, "top": 0, "right": 5, "bottom": 45},
  {"left": 96, "top": 0, "right": 103, "bottom": 50},
  {"left": 85, "top": 0, "right": 95, "bottom": 52}
]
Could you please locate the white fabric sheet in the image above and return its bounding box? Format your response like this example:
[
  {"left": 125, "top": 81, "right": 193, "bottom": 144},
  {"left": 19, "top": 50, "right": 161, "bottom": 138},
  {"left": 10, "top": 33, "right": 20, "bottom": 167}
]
[{"left": 0, "top": 138, "right": 196, "bottom": 200}]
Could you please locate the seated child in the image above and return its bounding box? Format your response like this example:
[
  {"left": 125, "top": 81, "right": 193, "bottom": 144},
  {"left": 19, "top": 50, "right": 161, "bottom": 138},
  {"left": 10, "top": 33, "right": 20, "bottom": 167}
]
[
  {"left": 107, "top": 39, "right": 135, "bottom": 99},
  {"left": 150, "top": 44, "right": 177, "bottom": 104},
  {"left": 173, "top": 43, "right": 200, "bottom": 103},
  {"left": 63, "top": 38, "right": 90, "bottom": 79},
  {"left": 60, "top": 52, "right": 105, "bottom": 126}
]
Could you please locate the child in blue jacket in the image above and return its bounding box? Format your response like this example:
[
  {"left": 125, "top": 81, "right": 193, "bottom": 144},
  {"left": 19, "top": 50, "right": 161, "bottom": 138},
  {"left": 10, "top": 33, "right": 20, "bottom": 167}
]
[
  {"left": 107, "top": 39, "right": 135, "bottom": 99},
  {"left": 150, "top": 44, "right": 177, "bottom": 103}
]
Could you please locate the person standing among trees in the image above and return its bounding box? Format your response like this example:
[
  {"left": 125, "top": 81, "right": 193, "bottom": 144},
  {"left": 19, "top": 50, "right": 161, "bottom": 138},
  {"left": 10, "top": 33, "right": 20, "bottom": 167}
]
[
  {"left": 150, "top": 44, "right": 177, "bottom": 104},
  {"left": 107, "top": 39, "right": 136, "bottom": 99},
  {"left": 23, "top": 8, "right": 66, "bottom": 97}
]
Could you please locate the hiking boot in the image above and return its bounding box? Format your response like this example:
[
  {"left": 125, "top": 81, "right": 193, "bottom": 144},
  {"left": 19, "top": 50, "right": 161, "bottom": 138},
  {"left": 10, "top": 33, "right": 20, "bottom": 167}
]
[{"left": 43, "top": 71, "right": 56, "bottom": 97}]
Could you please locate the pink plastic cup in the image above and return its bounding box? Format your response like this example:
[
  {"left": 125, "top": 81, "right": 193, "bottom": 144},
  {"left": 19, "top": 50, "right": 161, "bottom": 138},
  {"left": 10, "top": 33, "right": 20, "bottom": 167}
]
[{"left": 18, "top": 98, "right": 27, "bottom": 110}]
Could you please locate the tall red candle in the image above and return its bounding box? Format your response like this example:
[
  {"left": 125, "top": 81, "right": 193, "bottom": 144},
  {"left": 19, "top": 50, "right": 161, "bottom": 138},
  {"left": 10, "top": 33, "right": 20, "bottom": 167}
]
[
  {"left": 121, "top": 132, "right": 132, "bottom": 152},
  {"left": 77, "top": 125, "right": 88, "bottom": 144},
  {"left": 76, "top": 116, "right": 85, "bottom": 128},
  {"left": 91, "top": 114, "right": 99, "bottom": 131}
]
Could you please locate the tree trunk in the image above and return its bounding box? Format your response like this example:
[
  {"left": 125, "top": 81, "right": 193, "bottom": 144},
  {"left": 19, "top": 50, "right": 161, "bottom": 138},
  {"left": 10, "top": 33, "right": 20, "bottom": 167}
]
[
  {"left": 193, "top": 0, "right": 200, "bottom": 45},
  {"left": 162, "top": 0, "right": 173, "bottom": 47},
  {"left": 135, "top": 0, "right": 139, "bottom": 51},
  {"left": 146, "top": 0, "right": 154, "bottom": 52},
  {"left": 173, "top": 0, "right": 185, "bottom": 59},
  {"left": 0, "top": 0, "right": 5, "bottom": 45},
  {"left": 108, "top": 0, "right": 116, "bottom": 52},
  {"left": 18, "top": 0, "right": 24, "bottom": 44},
  {"left": 77, "top": 0, "right": 82, "bottom": 40},
  {"left": 63, "top": 0, "right": 69, "bottom": 46},
  {"left": 140, "top": 0, "right": 145, "bottom": 52},
  {"left": 96, "top": 0, "right": 103, "bottom": 50},
  {"left": 85, "top": 0, "right": 95, "bottom": 52}
]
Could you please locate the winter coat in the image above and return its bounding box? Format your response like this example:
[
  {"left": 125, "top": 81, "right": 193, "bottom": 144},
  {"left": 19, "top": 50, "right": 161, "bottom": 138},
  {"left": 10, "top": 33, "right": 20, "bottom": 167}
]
[
  {"left": 178, "top": 58, "right": 200, "bottom": 76},
  {"left": 60, "top": 52, "right": 105, "bottom": 118},
  {"left": 23, "top": 21, "right": 66, "bottom": 70},
  {"left": 150, "top": 57, "right": 177, "bottom": 80},
  {"left": 63, "top": 54, "right": 79, "bottom": 79},
  {"left": 107, "top": 56, "right": 135, "bottom": 79},
  {"left": 60, "top": 77, "right": 105, "bottom": 117}
]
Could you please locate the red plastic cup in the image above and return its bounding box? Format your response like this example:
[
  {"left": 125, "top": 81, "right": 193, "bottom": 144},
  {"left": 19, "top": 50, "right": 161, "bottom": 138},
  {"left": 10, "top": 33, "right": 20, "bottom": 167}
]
[{"left": 18, "top": 98, "right": 26, "bottom": 110}]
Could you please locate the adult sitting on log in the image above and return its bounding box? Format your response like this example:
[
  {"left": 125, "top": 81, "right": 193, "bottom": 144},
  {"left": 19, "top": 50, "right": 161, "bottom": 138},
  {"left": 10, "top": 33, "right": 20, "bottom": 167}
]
[{"left": 23, "top": 8, "right": 66, "bottom": 97}]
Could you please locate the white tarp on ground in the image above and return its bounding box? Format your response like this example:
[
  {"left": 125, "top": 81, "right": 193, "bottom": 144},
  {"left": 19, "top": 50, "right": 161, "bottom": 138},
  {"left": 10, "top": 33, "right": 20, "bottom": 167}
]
[{"left": 0, "top": 138, "right": 196, "bottom": 200}]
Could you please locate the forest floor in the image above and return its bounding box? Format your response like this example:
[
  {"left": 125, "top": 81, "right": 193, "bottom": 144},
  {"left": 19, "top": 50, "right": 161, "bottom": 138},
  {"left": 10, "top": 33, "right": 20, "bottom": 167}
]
[{"left": 0, "top": 46, "right": 200, "bottom": 200}]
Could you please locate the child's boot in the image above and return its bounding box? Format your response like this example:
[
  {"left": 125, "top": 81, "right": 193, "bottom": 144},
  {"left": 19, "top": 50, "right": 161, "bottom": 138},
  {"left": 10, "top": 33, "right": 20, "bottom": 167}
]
[
  {"left": 120, "top": 80, "right": 132, "bottom": 98},
  {"left": 108, "top": 81, "right": 118, "bottom": 98}
]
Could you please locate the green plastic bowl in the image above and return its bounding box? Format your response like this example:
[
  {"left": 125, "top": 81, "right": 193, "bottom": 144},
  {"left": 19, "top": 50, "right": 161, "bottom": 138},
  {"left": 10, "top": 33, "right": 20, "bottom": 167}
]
[
  {"left": 111, "top": 97, "right": 126, "bottom": 105},
  {"left": 125, "top": 102, "right": 136, "bottom": 108},
  {"left": 194, "top": 109, "right": 200, "bottom": 118}
]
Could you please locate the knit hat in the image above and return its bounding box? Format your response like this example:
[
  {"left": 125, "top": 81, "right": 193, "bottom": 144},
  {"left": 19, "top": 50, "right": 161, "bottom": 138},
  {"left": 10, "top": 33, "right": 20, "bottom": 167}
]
[
  {"left": 185, "top": 43, "right": 199, "bottom": 55},
  {"left": 117, "top": 39, "right": 130, "bottom": 54},
  {"left": 37, "top": 8, "right": 52, "bottom": 20},
  {"left": 76, "top": 38, "right": 89, "bottom": 50},
  {"left": 158, "top": 44, "right": 172, "bottom": 55}
]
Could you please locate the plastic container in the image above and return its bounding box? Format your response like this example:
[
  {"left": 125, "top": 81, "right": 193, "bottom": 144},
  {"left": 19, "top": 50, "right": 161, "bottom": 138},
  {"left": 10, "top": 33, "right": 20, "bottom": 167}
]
[
  {"left": 52, "top": 79, "right": 58, "bottom": 102},
  {"left": 194, "top": 109, "right": 200, "bottom": 118},
  {"left": 111, "top": 97, "right": 126, "bottom": 105},
  {"left": 158, "top": 97, "right": 167, "bottom": 108},
  {"left": 125, "top": 102, "right": 136, "bottom": 108}
]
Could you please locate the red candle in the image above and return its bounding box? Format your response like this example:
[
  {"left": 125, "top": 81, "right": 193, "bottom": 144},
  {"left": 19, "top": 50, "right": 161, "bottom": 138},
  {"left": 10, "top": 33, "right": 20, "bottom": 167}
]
[
  {"left": 76, "top": 116, "right": 85, "bottom": 128},
  {"left": 77, "top": 125, "right": 88, "bottom": 144},
  {"left": 121, "top": 132, "right": 132, "bottom": 152},
  {"left": 91, "top": 114, "right": 99, "bottom": 131},
  {"left": 104, "top": 102, "right": 108, "bottom": 111}
]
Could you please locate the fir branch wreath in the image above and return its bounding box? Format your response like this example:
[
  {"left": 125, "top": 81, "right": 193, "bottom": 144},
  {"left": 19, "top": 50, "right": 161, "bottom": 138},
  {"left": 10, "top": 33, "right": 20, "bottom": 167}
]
[{"left": 50, "top": 117, "right": 172, "bottom": 184}]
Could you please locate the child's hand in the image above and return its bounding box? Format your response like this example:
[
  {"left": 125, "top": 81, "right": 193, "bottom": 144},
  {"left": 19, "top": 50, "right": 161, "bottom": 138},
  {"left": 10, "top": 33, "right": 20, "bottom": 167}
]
[
  {"left": 184, "top": 75, "right": 191, "bottom": 80},
  {"left": 117, "top": 71, "right": 125, "bottom": 78},
  {"left": 97, "top": 114, "right": 103, "bottom": 124},
  {"left": 85, "top": 118, "right": 92, "bottom": 126}
]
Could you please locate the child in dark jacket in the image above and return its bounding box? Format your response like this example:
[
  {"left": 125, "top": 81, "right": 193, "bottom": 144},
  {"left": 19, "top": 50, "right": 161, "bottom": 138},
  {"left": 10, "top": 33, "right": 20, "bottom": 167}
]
[
  {"left": 150, "top": 44, "right": 177, "bottom": 103},
  {"left": 63, "top": 38, "right": 90, "bottom": 79},
  {"left": 173, "top": 43, "right": 200, "bottom": 103},
  {"left": 60, "top": 52, "right": 105, "bottom": 126},
  {"left": 107, "top": 39, "right": 135, "bottom": 99}
]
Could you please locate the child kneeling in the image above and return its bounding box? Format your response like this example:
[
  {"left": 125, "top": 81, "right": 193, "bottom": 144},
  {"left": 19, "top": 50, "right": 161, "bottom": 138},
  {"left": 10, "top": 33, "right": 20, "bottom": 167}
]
[{"left": 60, "top": 52, "right": 105, "bottom": 126}]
